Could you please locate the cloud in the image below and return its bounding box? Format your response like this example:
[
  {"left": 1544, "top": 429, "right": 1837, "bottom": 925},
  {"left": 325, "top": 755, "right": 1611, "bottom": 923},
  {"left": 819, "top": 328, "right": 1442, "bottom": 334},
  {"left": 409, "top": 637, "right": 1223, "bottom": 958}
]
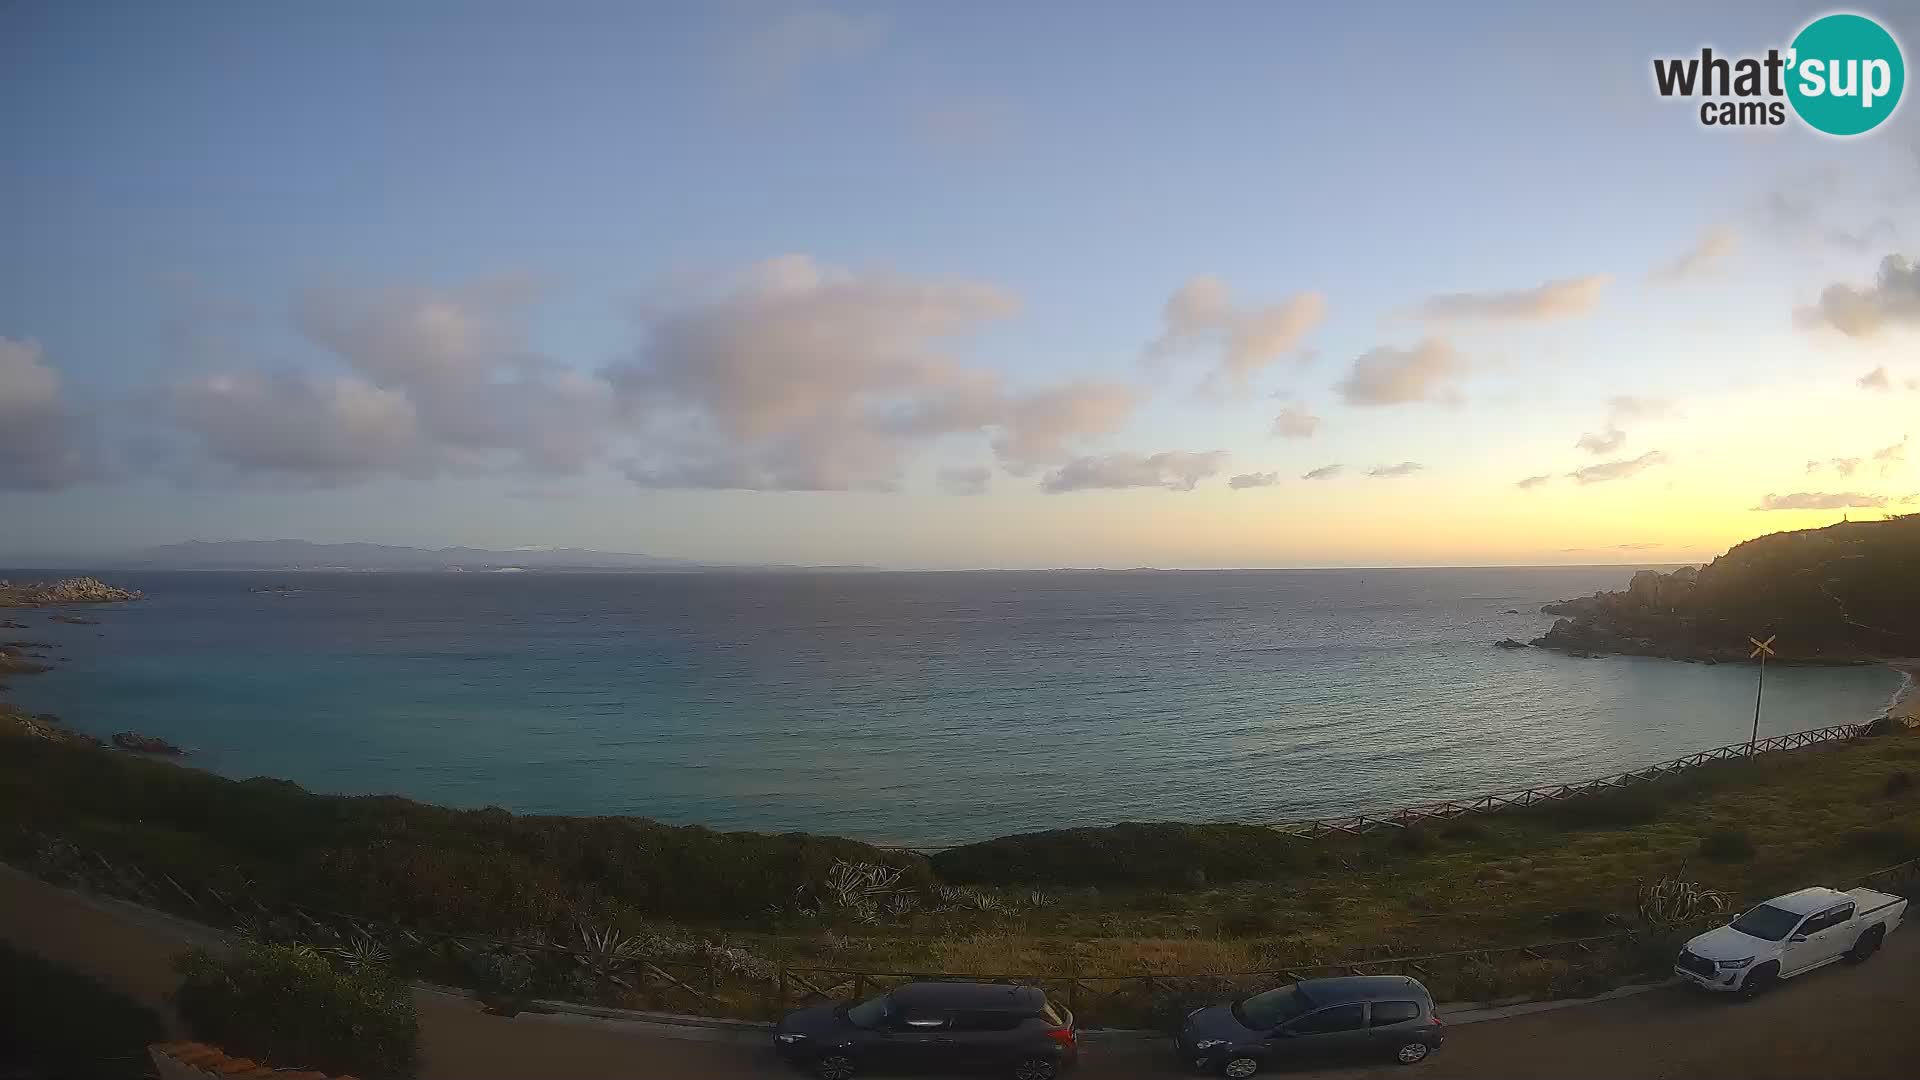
[
  {"left": 1875, "top": 435, "right": 1909, "bottom": 473},
  {"left": 1575, "top": 425, "right": 1627, "bottom": 456},
  {"left": 1040, "top": 450, "right": 1225, "bottom": 493},
  {"left": 1414, "top": 275, "right": 1609, "bottom": 322},
  {"left": 1858, "top": 366, "right": 1893, "bottom": 391},
  {"left": 607, "top": 256, "right": 1138, "bottom": 490},
  {"left": 1568, "top": 450, "right": 1670, "bottom": 484},
  {"left": 1228, "top": 471, "right": 1279, "bottom": 489},
  {"left": 1270, "top": 406, "right": 1320, "bottom": 439},
  {"left": 1649, "top": 226, "right": 1738, "bottom": 281},
  {"left": 172, "top": 371, "right": 423, "bottom": 482},
  {"left": 0, "top": 338, "right": 103, "bottom": 490},
  {"left": 1753, "top": 491, "right": 1888, "bottom": 511},
  {"left": 936, "top": 465, "right": 990, "bottom": 495},
  {"left": 1367, "top": 461, "right": 1423, "bottom": 478},
  {"left": 1147, "top": 275, "right": 1326, "bottom": 388},
  {"left": 292, "top": 279, "right": 614, "bottom": 473},
  {"left": 1335, "top": 339, "right": 1467, "bottom": 406},
  {"left": 1807, "top": 456, "right": 1863, "bottom": 477},
  {"left": 1302, "top": 464, "right": 1344, "bottom": 480},
  {"left": 1516, "top": 473, "right": 1553, "bottom": 489},
  {"left": 1799, "top": 254, "right": 1920, "bottom": 336},
  {"left": 1606, "top": 395, "right": 1671, "bottom": 421},
  {"left": 726, "top": 6, "right": 885, "bottom": 85},
  {"left": 1615, "top": 542, "right": 1663, "bottom": 550}
]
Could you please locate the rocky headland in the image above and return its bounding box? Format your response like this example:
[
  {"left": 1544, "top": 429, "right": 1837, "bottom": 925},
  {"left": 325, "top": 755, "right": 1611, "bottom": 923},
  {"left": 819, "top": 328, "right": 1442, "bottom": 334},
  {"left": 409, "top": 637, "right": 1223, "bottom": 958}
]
[
  {"left": 0, "top": 577, "right": 143, "bottom": 607},
  {"left": 1526, "top": 516, "right": 1920, "bottom": 663}
]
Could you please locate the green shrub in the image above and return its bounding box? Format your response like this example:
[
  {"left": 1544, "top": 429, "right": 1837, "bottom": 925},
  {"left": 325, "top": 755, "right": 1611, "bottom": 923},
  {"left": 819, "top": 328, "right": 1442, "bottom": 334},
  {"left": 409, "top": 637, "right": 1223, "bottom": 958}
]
[
  {"left": 0, "top": 942, "right": 166, "bottom": 1080},
  {"left": 1535, "top": 789, "right": 1663, "bottom": 829},
  {"left": 931, "top": 823, "right": 1307, "bottom": 888},
  {"left": 1885, "top": 771, "right": 1914, "bottom": 797},
  {"left": 1394, "top": 826, "right": 1434, "bottom": 853},
  {"left": 174, "top": 944, "right": 418, "bottom": 1079},
  {"left": 1218, "top": 907, "right": 1279, "bottom": 936},
  {"left": 1698, "top": 828, "right": 1755, "bottom": 862}
]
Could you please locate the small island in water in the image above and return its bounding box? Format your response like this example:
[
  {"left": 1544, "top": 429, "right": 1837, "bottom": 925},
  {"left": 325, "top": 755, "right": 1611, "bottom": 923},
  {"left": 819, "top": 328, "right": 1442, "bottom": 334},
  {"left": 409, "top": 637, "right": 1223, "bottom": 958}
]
[{"left": 1529, "top": 515, "right": 1920, "bottom": 664}]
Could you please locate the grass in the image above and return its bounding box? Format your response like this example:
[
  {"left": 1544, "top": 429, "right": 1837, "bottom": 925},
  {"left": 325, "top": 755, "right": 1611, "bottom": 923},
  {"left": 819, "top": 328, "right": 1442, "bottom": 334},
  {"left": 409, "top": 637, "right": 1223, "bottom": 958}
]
[{"left": 4, "top": 705, "right": 1919, "bottom": 1023}]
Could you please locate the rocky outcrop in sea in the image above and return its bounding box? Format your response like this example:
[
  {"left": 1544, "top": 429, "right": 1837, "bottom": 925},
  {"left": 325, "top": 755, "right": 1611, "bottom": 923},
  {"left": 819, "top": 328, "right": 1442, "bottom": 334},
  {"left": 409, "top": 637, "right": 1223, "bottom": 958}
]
[{"left": 0, "top": 577, "right": 143, "bottom": 607}]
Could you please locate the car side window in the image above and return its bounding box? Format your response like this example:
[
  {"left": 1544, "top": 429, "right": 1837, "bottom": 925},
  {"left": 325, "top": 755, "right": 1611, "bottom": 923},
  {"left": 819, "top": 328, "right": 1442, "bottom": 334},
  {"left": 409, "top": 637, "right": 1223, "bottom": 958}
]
[
  {"left": 1371, "top": 1001, "right": 1422, "bottom": 1026},
  {"left": 896, "top": 1006, "right": 948, "bottom": 1030},
  {"left": 1807, "top": 904, "right": 1853, "bottom": 933},
  {"left": 1291, "top": 1003, "right": 1366, "bottom": 1034},
  {"left": 949, "top": 1010, "right": 1022, "bottom": 1032}
]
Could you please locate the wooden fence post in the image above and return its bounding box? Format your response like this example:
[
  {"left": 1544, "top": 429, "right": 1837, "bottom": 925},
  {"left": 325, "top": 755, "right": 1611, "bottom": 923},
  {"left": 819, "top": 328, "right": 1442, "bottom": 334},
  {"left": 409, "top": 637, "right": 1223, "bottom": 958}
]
[
  {"left": 778, "top": 966, "right": 789, "bottom": 1009},
  {"left": 853, "top": 973, "right": 867, "bottom": 1001},
  {"left": 706, "top": 952, "right": 718, "bottom": 997}
]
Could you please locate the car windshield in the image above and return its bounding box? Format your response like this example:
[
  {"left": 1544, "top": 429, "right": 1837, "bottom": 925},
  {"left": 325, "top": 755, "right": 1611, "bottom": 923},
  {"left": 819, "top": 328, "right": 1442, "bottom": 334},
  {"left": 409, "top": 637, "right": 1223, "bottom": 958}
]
[
  {"left": 844, "top": 993, "right": 893, "bottom": 1029},
  {"left": 1233, "top": 985, "right": 1314, "bottom": 1029},
  {"left": 1731, "top": 904, "right": 1802, "bottom": 942}
]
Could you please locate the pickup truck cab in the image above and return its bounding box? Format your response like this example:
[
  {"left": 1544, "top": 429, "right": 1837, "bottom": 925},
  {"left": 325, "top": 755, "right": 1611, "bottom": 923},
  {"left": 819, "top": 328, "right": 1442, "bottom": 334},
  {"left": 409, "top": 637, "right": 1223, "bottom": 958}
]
[{"left": 1675, "top": 885, "right": 1905, "bottom": 997}]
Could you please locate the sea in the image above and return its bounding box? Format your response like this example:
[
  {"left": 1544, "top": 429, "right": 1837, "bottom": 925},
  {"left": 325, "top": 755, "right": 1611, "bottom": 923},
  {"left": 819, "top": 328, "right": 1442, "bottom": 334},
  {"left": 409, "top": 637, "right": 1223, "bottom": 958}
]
[{"left": 0, "top": 567, "right": 1904, "bottom": 848}]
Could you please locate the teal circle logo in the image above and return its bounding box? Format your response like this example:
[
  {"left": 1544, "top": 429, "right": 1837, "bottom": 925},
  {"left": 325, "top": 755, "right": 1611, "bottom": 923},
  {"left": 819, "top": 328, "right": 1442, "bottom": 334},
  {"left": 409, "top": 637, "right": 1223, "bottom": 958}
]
[{"left": 1787, "top": 13, "right": 1905, "bottom": 136}]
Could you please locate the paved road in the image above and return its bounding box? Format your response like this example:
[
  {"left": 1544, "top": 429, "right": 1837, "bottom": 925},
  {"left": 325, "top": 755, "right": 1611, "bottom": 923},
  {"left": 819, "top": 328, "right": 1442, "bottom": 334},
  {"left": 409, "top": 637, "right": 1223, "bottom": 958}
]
[{"left": 3, "top": 866, "right": 1912, "bottom": 1080}]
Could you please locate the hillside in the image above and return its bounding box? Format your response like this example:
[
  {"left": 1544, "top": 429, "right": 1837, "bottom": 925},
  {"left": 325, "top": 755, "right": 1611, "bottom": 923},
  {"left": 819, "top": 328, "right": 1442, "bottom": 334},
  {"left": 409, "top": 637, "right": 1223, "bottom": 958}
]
[{"left": 1533, "top": 515, "right": 1920, "bottom": 662}]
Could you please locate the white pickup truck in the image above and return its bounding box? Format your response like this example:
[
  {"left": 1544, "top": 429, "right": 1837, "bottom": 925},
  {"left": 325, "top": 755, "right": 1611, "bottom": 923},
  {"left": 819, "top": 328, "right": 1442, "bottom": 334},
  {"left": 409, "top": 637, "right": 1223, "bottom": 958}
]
[{"left": 1675, "top": 885, "right": 1906, "bottom": 997}]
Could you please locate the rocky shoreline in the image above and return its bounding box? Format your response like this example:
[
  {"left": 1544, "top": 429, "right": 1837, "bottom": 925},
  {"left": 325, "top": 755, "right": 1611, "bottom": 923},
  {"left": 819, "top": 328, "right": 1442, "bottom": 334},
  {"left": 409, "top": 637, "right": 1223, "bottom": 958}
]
[
  {"left": 0, "top": 577, "right": 142, "bottom": 608},
  {"left": 1506, "top": 518, "right": 1919, "bottom": 665}
]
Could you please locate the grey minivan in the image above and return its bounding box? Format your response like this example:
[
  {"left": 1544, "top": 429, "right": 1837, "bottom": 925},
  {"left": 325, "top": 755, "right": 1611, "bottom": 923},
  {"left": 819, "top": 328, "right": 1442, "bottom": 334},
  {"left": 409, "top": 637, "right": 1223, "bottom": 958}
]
[{"left": 1174, "top": 975, "right": 1443, "bottom": 1075}]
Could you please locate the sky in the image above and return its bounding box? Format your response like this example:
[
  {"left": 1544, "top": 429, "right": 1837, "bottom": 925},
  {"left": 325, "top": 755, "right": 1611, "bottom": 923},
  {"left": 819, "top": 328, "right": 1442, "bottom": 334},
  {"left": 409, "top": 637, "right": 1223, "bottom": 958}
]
[{"left": 3, "top": 0, "right": 1920, "bottom": 569}]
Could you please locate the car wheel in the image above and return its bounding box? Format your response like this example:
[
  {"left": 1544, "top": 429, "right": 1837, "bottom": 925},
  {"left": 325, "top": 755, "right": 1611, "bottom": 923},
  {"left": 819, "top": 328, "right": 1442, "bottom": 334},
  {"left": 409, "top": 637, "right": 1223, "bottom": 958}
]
[
  {"left": 814, "top": 1053, "right": 857, "bottom": 1080},
  {"left": 1737, "top": 962, "right": 1778, "bottom": 1001},
  {"left": 1394, "top": 1040, "right": 1432, "bottom": 1065},
  {"left": 1012, "top": 1056, "right": 1057, "bottom": 1080},
  {"left": 1845, "top": 928, "right": 1883, "bottom": 964},
  {"left": 1221, "top": 1056, "right": 1261, "bottom": 1078}
]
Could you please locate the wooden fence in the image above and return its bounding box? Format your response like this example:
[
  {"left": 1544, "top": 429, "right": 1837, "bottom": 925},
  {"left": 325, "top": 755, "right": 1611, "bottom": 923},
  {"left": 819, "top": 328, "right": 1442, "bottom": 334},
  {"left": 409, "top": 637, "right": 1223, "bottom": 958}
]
[
  {"left": 1270, "top": 722, "right": 1869, "bottom": 837},
  {"left": 885, "top": 722, "right": 1870, "bottom": 853}
]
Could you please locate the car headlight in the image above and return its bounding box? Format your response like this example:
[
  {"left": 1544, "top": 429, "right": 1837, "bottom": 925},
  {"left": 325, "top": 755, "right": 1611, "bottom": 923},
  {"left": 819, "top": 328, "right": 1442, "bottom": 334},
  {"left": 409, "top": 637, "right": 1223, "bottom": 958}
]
[
  {"left": 1194, "top": 1039, "right": 1228, "bottom": 1051},
  {"left": 775, "top": 1033, "right": 809, "bottom": 1044},
  {"left": 1716, "top": 957, "right": 1754, "bottom": 969}
]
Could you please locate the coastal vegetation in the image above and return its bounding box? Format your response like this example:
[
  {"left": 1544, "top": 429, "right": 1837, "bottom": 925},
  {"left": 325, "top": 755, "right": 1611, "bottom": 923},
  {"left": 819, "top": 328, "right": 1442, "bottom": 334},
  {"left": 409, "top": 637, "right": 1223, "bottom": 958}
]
[
  {"left": 1531, "top": 515, "right": 1920, "bottom": 661},
  {"left": 3, "top": 703, "right": 1917, "bottom": 1023},
  {"left": 175, "top": 943, "right": 418, "bottom": 1080}
]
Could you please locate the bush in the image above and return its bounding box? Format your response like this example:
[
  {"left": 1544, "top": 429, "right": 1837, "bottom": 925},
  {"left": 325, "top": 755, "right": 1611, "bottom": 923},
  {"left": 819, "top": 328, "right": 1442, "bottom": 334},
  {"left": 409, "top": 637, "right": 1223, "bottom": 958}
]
[
  {"left": 1218, "top": 907, "right": 1279, "bottom": 936},
  {"left": 0, "top": 942, "right": 166, "bottom": 1080},
  {"left": 931, "top": 823, "right": 1307, "bottom": 888},
  {"left": 174, "top": 944, "right": 418, "bottom": 1079},
  {"left": 1885, "top": 771, "right": 1914, "bottom": 797},
  {"left": 1846, "top": 825, "right": 1920, "bottom": 859},
  {"left": 1698, "top": 828, "right": 1755, "bottom": 862},
  {"left": 1535, "top": 789, "right": 1664, "bottom": 829}
]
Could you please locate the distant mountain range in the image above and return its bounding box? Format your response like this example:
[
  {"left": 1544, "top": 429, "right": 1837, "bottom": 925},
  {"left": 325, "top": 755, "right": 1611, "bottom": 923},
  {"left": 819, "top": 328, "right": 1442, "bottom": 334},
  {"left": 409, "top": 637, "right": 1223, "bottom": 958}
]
[{"left": 96, "top": 540, "right": 850, "bottom": 573}]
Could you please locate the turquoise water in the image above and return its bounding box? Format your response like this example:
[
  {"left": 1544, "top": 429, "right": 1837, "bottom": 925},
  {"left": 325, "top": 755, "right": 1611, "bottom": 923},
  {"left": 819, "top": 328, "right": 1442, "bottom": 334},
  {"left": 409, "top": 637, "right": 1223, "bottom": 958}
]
[{"left": 0, "top": 568, "right": 1902, "bottom": 846}]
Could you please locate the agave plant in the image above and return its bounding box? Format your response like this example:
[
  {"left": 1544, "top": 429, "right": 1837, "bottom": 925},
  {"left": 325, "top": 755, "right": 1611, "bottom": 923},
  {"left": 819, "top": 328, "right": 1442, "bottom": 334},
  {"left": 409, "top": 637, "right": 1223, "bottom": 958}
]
[
  {"left": 572, "top": 922, "right": 642, "bottom": 987},
  {"left": 884, "top": 892, "right": 921, "bottom": 918},
  {"left": 1023, "top": 889, "right": 1056, "bottom": 910},
  {"left": 1637, "top": 876, "right": 1731, "bottom": 930},
  {"left": 823, "top": 860, "right": 905, "bottom": 910},
  {"left": 326, "top": 931, "right": 391, "bottom": 972}
]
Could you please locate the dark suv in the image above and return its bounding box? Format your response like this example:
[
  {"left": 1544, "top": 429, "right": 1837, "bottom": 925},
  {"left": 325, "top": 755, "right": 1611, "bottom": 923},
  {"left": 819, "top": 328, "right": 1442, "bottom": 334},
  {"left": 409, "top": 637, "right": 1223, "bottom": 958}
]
[
  {"left": 774, "top": 981, "right": 1078, "bottom": 1079},
  {"left": 1174, "top": 975, "right": 1442, "bottom": 1075}
]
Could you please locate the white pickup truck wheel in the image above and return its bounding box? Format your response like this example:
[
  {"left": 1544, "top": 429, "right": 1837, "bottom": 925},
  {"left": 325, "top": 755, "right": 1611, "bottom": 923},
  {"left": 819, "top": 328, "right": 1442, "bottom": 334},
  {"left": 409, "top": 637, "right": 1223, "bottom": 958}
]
[
  {"left": 1846, "top": 926, "right": 1884, "bottom": 963},
  {"left": 1737, "top": 962, "right": 1778, "bottom": 1000}
]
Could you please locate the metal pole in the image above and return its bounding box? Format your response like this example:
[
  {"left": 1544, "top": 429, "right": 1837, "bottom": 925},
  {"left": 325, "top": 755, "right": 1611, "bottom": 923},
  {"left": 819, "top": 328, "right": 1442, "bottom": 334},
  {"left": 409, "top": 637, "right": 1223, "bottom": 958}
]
[{"left": 1750, "top": 652, "right": 1765, "bottom": 751}]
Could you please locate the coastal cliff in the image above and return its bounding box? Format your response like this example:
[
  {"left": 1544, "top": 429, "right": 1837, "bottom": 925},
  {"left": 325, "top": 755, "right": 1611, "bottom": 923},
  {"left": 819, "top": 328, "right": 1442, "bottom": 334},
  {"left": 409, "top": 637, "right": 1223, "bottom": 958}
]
[{"left": 1531, "top": 515, "right": 1920, "bottom": 663}]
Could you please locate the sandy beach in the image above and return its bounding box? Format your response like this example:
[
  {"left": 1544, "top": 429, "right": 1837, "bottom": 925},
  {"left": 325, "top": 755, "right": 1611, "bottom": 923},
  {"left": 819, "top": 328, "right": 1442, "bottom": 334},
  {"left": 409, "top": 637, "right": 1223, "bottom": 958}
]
[{"left": 1885, "top": 660, "right": 1920, "bottom": 727}]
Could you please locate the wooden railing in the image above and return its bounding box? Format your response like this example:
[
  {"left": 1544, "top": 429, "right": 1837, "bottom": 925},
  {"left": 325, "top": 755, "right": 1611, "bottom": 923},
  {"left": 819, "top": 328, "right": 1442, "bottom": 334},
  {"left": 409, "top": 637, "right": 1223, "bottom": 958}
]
[{"left": 1269, "top": 722, "right": 1869, "bottom": 837}]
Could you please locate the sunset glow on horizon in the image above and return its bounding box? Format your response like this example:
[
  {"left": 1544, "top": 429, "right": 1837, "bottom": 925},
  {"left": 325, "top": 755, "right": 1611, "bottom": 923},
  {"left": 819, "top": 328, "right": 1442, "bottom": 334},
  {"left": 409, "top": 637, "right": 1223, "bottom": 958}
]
[{"left": 3, "top": 2, "right": 1918, "bottom": 569}]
